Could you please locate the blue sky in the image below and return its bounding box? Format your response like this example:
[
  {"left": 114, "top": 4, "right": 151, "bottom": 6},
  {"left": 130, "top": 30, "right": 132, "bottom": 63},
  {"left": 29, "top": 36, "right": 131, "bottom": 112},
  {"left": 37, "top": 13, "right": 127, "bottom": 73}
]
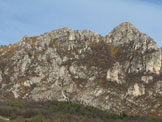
[{"left": 0, "top": 0, "right": 162, "bottom": 47}]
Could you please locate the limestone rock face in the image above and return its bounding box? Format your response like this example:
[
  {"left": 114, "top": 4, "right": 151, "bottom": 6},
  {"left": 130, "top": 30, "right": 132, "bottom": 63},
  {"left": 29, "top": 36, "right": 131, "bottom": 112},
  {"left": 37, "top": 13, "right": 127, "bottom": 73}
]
[
  {"left": 141, "top": 76, "right": 153, "bottom": 84},
  {"left": 127, "top": 83, "right": 145, "bottom": 97},
  {"left": 0, "top": 22, "right": 162, "bottom": 118},
  {"left": 106, "top": 62, "right": 125, "bottom": 84}
]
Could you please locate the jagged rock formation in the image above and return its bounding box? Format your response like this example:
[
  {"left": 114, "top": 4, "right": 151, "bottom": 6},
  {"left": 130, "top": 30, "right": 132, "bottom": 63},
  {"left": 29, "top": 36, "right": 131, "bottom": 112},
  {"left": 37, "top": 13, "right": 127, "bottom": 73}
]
[{"left": 0, "top": 22, "right": 162, "bottom": 118}]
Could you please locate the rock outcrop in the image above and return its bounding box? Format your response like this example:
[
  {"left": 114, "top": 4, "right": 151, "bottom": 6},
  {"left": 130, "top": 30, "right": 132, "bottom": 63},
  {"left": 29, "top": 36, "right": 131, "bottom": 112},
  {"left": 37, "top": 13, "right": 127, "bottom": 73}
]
[{"left": 0, "top": 22, "right": 162, "bottom": 118}]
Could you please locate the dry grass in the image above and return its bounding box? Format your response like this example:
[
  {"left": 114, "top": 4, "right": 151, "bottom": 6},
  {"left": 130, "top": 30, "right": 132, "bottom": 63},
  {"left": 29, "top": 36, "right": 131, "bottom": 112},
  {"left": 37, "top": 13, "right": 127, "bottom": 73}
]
[
  {"left": 88, "top": 40, "right": 119, "bottom": 60},
  {"left": 0, "top": 46, "right": 9, "bottom": 52},
  {"left": 80, "top": 40, "right": 118, "bottom": 70},
  {"left": 16, "top": 76, "right": 28, "bottom": 83},
  {"left": 21, "top": 85, "right": 30, "bottom": 95},
  {"left": 22, "top": 36, "right": 39, "bottom": 45},
  {"left": 107, "top": 44, "right": 119, "bottom": 59},
  {"left": 30, "top": 36, "right": 39, "bottom": 44},
  {"left": 0, "top": 46, "right": 17, "bottom": 59},
  {"left": 98, "top": 78, "right": 105, "bottom": 85}
]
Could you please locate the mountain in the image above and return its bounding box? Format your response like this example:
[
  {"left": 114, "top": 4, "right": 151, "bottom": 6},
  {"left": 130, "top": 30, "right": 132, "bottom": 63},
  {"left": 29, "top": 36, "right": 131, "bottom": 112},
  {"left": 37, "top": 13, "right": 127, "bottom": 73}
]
[{"left": 0, "top": 22, "right": 162, "bottom": 118}]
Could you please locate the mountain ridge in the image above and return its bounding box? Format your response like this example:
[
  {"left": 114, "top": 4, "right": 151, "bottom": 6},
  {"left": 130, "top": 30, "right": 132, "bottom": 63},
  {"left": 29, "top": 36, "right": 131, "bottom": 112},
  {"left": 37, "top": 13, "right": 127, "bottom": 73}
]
[{"left": 0, "top": 22, "right": 162, "bottom": 118}]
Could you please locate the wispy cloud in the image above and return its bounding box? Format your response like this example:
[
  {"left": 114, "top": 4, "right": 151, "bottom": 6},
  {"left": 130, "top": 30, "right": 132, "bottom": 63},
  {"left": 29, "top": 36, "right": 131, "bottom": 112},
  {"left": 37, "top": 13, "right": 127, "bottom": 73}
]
[{"left": 0, "top": 0, "right": 162, "bottom": 47}]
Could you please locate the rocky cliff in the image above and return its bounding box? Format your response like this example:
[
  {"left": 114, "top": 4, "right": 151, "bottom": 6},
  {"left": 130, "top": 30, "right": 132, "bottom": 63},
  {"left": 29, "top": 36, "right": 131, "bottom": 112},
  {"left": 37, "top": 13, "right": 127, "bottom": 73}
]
[{"left": 0, "top": 22, "right": 162, "bottom": 118}]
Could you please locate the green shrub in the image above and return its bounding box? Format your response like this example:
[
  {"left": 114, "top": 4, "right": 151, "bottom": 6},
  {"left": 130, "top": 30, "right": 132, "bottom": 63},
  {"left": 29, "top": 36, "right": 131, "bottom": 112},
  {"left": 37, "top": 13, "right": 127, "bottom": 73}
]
[
  {"left": 51, "top": 101, "right": 82, "bottom": 113},
  {"left": 6, "top": 101, "right": 30, "bottom": 107}
]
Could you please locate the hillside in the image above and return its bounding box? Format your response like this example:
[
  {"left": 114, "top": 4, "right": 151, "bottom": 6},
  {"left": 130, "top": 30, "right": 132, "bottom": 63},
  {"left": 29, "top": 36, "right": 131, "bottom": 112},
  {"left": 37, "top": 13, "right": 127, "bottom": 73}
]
[{"left": 0, "top": 22, "right": 162, "bottom": 118}]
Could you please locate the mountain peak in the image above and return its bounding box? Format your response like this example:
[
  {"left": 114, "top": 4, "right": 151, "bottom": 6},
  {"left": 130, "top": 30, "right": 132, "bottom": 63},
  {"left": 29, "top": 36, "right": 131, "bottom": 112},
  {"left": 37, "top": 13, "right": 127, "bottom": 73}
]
[
  {"left": 114, "top": 22, "right": 138, "bottom": 31},
  {"left": 104, "top": 22, "right": 158, "bottom": 51}
]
